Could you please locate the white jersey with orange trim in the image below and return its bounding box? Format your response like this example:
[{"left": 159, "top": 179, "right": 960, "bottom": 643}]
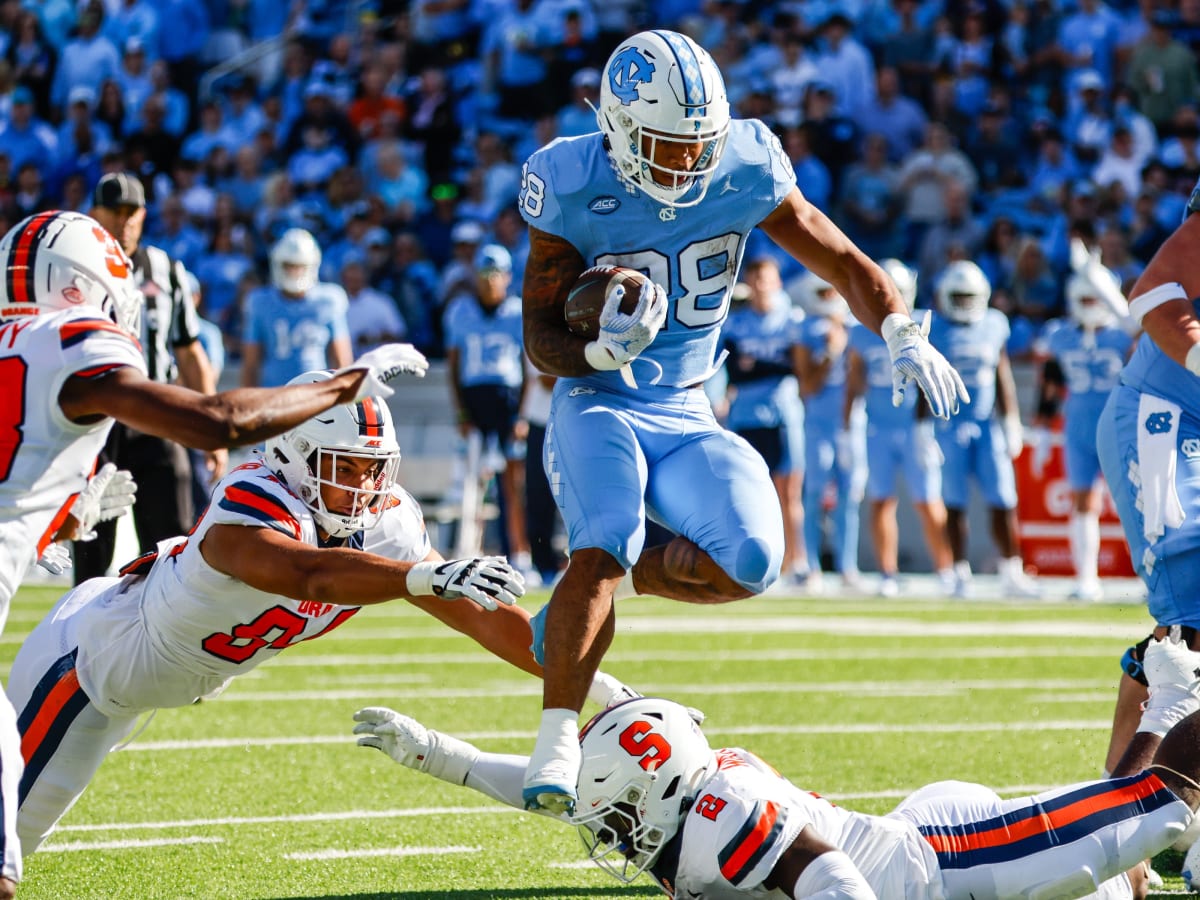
[
  {"left": 0, "top": 308, "right": 145, "bottom": 613},
  {"left": 364, "top": 486, "right": 432, "bottom": 562},
  {"left": 69, "top": 460, "right": 363, "bottom": 717},
  {"left": 654, "top": 749, "right": 1187, "bottom": 900}
]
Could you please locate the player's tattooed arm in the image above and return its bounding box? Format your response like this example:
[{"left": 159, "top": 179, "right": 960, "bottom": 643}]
[{"left": 522, "top": 226, "right": 593, "bottom": 377}]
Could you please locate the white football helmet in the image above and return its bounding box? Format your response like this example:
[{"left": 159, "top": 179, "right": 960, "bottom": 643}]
[
  {"left": 263, "top": 371, "right": 402, "bottom": 539},
  {"left": 880, "top": 258, "right": 917, "bottom": 312},
  {"left": 788, "top": 270, "right": 848, "bottom": 318},
  {"left": 596, "top": 30, "right": 731, "bottom": 209},
  {"left": 1066, "top": 265, "right": 1122, "bottom": 330},
  {"left": 0, "top": 210, "right": 141, "bottom": 334},
  {"left": 573, "top": 698, "right": 717, "bottom": 883},
  {"left": 270, "top": 228, "right": 321, "bottom": 295},
  {"left": 935, "top": 260, "right": 991, "bottom": 324}
]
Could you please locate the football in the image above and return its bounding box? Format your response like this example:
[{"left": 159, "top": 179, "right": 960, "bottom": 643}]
[{"left": 564, "top": 266, "right": 649, "bottom": 337}]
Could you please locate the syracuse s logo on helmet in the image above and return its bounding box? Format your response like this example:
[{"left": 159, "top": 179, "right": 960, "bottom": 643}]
[{"left": 608, "top": 48, "right": 655, "bottom": 105}]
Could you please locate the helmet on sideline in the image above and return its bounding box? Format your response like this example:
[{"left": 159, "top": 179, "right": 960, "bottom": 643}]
[
  {"left": 880, "top": 258, "right": 917, "bottom": 312},
  {"left": 935, "top": 260, "right": 991, "bottom": 324},
  {"left": 270, "top": 228, "right": 321, "bottom": 295}
]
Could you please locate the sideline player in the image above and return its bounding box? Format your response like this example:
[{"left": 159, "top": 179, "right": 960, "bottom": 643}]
[
  {"left": 0, "top": 210, "right": 426, "bottom": 893},
  {"left": 845, "top": 259, "right": 954, "bottom": 596},
  {"left": 926, "top": 260, "right": 1039, "bottom": 598},
  {"left": 354, "top": 680, "right": 1200, "bottom": 899},
  {"left": 7, "top": 376, "right": 529, "bottom": 855},
  {"left": 517, "top": 28, "right": 967, "bottom": 813}
]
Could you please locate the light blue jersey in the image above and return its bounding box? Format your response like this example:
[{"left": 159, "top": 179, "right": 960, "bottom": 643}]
[
  {"left": 1039, "top": 318, "right": 1131, "bottom": 491},
  {"left": 241, "top": 283, "right": 349, "bottom": 387},
  {"left": 443, "top": 295, "right": 524, "bottom": 389},
  {"left": 1120, "top": 299, "right": 1200, "bottom": 410},
  {"left": 847, "top": 322, "right": 914, "bottom": 429},
  {"left": 522, "top": 116, "right": 795, "bottom": 590},
  {"left": 519, "top": 120, "right": 795, "bottom": 395},
  {"left": 796, "top": 316, "right": 848, "bottom": 426},
  {"left": 927, "top": 309, "right": 1010, "bottom": 422},
  {"left": 722, "top": 302, "right": 805, "bottom": 431}
]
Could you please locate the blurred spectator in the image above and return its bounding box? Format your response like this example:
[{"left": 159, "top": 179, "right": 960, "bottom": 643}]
[
  {"left": 287, "top": 119, "right": 349, "bottom": 197},
  {"left": 1098, "top": 226, "right": 1143, "bottom": 291},
  {"left": 145, "top": 60, "right": 189, "bottom": 137},
  {"left": 544, "top": 7, "right": 603, "bottom": 114},
  {"left": 997, "top": 235, "right": 1061, "bottom": 354},
  {"left": 440, "top": 218, "right": 485, "bottom": 305},
  {"left": 405, "top": 67, "right": 461, "bottom": 185},
  {"left": 1027, "top": 126, "right": 1082, "bottom": 209},
  {"left": 1128, "top": 186, "right": 1173, "bottom": 263},
  {"left": 11, "top": 161, "right": 47, "bottom": 218},
  {"left": 181, "top": 99, "right": 237, "bottom": 163},
  {"left": 104, "top": 0, "right": 159, "bottom": 64},
  {"left": 55, "top": 86, "right": 111, "bottom": 186},
  {"left": 965, "top": 102, "right": 1023, "bottom": 192},
  {"left": 376, "top": 230, "right": 441, "bottom": 356},
  {"left": 918, "top": 180, "right": 986, "bottom": 290},
  {"left": 1127, "top": 9, "right": 1199, "bottom": 131},
  {"left": 483, "top": 0, "right": 556, "bottom": 123},
  {"left": 149, "top": 193, "right": 207, "bottom": 271},
  {"left": 855, "top": 66, "right": 928, "bottom": 164},
  {"left": 770, "top": 33, "right": 819, "bottom": 126},
  {"left": 125, "top": 94, "right": 180, "bottom": 184},
  {"left": 490, "top": 204, "right": 529, "bottom": 289},
  {"left": 816, "top": 12, "right": 876, "bottom": 121},
  {"left": 6, "top": 10, "right": 55, "bottom": 114},
  {"left": 881, "top": 0, "right": 935, "bottom": 103},
  {"left": 343, "top": 255, "right": 408, "bottom": 355},
  {"left": 976, "top": 215, "right": 1020, "bottom": 290},
  {"left": 409, "top": 0, "right": 478, "bottom": 72},
  {"left": 1056, "top": 0, "right": 1121, "bottom": 90},
  {"left": 153, "top": 0, "right": 208, "bottom": 90},
  {"left": 370, "top": 140, "right": 429, "bottom": 225},
  {"left": 556, "top": 67, "right": 600, "bottom": 138},
  {"left": 283, "top": 79, "right": 359, "bottom": 164},
  {"left": 418, "top": 181, "right": 466, "bottom": 269},
  {"left": 349, "top": 63, "right": 406, "bottom": 141},
  {"left": 897, "top": 122, "right": 978, "bottom": 258},
  {"left": 220, "top": 75, "right": 267, "bottom": 148},
  {"left": 784, "top": 125, "right": 832, "bottom": 212},
  {"left": 51, "top": 2, "right": 119, "bottom": 110},
  {"left": 1064, "top": 69, "right": 1111, "bottom": 164},
  {"left": 839, "top": 131, "right": 902, "bottom": 260},
  {"left": 0, "top": 86, "right": 56, "bottom": 180},
  {"left": 116, "top": 38, "right": 153, "bottom": 128},
  {"left": 948, "top": 4, "right": 996, "bottom": 117},
  {"left": 1112, "top": 83, "right": 1159, "bottom": 164},
  {"left": 218, "top": 146, "right": 266, "bottom": 218},
  {"left": 1092, "top": 124, "right": 1149, "bottom": 199},
  {"left": 801, "top": 81, "right": 860, "bottom": 192},
  {"left": 192, "top": 224, "right": 254, "bottom": 323}
]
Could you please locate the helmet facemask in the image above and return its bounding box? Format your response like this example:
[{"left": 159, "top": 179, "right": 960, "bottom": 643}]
[
  {"left": 575, "top": 784, "right": 672, "bottom": 882},
  {"left": 296, "top": 443, "right": 402, "bottom": 539}
]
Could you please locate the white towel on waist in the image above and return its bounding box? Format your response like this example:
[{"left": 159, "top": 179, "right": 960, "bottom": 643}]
[{"left": 1137, "top": 393, "right": 1186, "bottom": 543}]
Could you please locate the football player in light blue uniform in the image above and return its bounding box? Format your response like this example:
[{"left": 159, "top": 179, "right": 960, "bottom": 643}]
[
  {"left": 443, "top": 243, "right": 530, "bottom": 567},
  {"left": 846, "top": 260, "right": 954, "bottom": 597},
  {"left": 517, "top": 29, "right": 968, "bottom": 814},
  {"left": 1032, "top": 258, "right": 1132, "bottom": 602},
  {"left": 926, "top": 260, "right": 1040, "bottom": 599},
  {"left": 1096, "top": 176, "right": 1200, "bottom": 785},
  {"left": 791, "top": 271, "right": 866, "bottom": 589},
  {"left": 721, "top": 256, "right": 808, "bottom": 582},
  {"left": 240, "top": 228, "right": 353, "bottom": 387}
]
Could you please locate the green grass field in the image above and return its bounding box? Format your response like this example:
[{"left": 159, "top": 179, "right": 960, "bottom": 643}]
[{"left": 2, "top": 581, "right": 1189, "bottom": 899}]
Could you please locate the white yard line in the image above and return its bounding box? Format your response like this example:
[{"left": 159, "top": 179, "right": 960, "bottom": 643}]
[
  {"left": 42, "top": 836, "right": 224, "bottom": 852},
  {"left": 58, "top": 807, "right": 520, "bottom": 833},
  {"left": 284, "top": 846, "right": 479, "bottom": 861}
]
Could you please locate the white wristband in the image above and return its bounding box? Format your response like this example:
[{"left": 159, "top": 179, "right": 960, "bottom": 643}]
[
  {"left": 1129, "top": 281, "right": 1188, "bottom": 326},
  {"left": 406, "top": 561, "right": 435, "bottom": 596},
  {"left": 880, "top": 313, "right": 912, "bottom": 343},
  {"left": 1187, "top": 343, "right": 1200, "bottom": 377},
  {"left": 584, "top": 340, "right": 622, "bottom": 371}
]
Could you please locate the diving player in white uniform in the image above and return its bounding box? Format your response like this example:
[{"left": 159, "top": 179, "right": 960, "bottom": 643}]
[
  {"left": 7, "top": 379, "right": 527, "bottom": 855},
  {"left": 353, "top": 691, "right": 1200, "bottom": 899},
  {"left": 517, "top": 28, "right": 968, "bottom": 814},
  {"left": 0, "top": 210, "right": 427, "bottom": 893},
  {"left": 926, "top": 261, "right": 1039, "bottom": 599}
]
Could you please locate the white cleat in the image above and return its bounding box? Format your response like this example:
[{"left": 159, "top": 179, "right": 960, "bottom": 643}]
[
  {"left": 877, "top": 575, "right": 899, "bottom": 598},
  {"left": 1068, "top": 580, "right": 1103, "bottom": 602},
  {"left": 523, "top": 754, "right": 580, "bottom": 815}
]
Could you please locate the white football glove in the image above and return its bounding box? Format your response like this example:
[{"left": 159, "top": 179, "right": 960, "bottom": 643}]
[
  {"left": 353, "top": 707, "right": 479, "bottom": 784},
  {"left": 1002, "top": 416, "right": 1024, "bottom": 461},
  {"left": 338, "top": 343, "right": 429, "bottom": 401},
  {"left": 37, "top": 543, "right": 72, "bottom": 575},
  {"left": 406, "top": 556, "right": 525, "bottom": 610},
  {"left": 1029, "top": 425, "right": 1052, "bottom": 477},
  {"left": 584, "top": 280, "right": 668, "bottom": 370},
  {"left": 882, "top": 312, "right": 970, "bottom": 420},
  {"left": 71, "top": 463, "right": 137, "bottom": 542}
]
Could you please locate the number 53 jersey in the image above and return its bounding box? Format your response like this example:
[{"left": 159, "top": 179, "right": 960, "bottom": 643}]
[
  {"left": 0, "top": 309, "right": 145, "bottom": 614},
  {"left": 62, "top": 460, "right": 365, "bottom": 717}
]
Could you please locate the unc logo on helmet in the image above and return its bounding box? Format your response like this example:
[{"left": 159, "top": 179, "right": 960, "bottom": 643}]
[{"left": 608, "top": 48, "right": 655, "bottom": 106}]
